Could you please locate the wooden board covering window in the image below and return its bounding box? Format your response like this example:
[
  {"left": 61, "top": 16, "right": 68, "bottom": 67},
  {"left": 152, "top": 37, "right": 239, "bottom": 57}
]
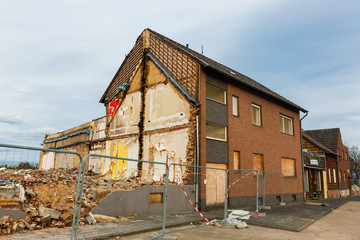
[
  {"left": 233, "top": 151, "right": 240, "bottom": 169},
  {"left": 253, "top": 154, "right": 263, "bottom": 173},
  {"left": 206, "top": 163, "right": 226, "bottom": 205},
  {"left": 281, "top": 158, "right": 295, "bottom": 177}
]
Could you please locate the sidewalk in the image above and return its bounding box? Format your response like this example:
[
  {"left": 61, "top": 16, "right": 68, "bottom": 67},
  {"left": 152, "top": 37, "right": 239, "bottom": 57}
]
[{"left": 5, "top": 196, "right": 360, "bottom": 240}]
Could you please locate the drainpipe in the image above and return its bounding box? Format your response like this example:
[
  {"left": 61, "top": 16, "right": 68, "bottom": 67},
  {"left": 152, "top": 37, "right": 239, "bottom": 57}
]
[
  {"left": 195, "top": 64, "right": 201, "bottom": 209},
  {"left": 300, "top": 111, "right": 308, "bottom": 201},
  {"left": 337, "top": 155, "right": 341, "bottom": 194},
  {"left": 323, "top": 151, "right": 327, "bottom": 198},
  {"left": 195, "top": 115, "right": 200, "bottom": 209}
]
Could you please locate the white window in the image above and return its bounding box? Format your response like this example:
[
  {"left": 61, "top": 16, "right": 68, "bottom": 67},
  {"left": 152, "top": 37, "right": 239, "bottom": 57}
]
[
  {"left": 252, "top": 103, "right": 261, "bottom": 126},
  {"left": 232, "top": 96, "right": 238, "bottom": 116},
  {"left": 280, "top": 114, "right": 293, "bottom": 135},
  {"left": 333, "top": 169, "right": 337, "bottom": 183},
  {"left": 328, "top": 169, "right": 331, "bottom": 183},
  {"left": 206, "top": 123, "right": 227, "bottom": 141},
  {"left": 206, "top": 84, "right": 226, "bottom": 104}
]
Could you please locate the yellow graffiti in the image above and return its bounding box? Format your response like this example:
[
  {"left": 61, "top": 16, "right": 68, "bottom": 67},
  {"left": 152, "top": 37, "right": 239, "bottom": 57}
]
[
  {"left": 111, "top": 142, "right": 117, "bottom": 179},
  {"left": 117, "top": 141, "right": 128, "bottom": 177}
]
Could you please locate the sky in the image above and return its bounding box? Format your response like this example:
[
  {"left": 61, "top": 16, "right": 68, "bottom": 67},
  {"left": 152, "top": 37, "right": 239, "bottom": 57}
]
[{"left": 0, "top": 0, "right": 359, "bottom": 151}]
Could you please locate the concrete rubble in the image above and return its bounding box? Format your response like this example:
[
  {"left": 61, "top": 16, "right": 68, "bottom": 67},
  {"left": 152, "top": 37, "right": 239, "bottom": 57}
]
[{"left": 0, "top": 166, "right": 161, "bottom": 236}]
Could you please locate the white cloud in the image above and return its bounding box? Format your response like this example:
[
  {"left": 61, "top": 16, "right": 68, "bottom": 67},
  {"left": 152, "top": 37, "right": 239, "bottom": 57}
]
[{"left": 0, "top": 113, "right": 23, "bottom": 124}]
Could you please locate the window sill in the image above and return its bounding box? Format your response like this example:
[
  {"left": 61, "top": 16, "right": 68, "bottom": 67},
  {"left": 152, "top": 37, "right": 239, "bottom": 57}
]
[
  {"left": 280, "top": 131, "right": 294, "bottom": 136},
  {"left": 206, "top": 137, "right": 227, "bottom": 142}
]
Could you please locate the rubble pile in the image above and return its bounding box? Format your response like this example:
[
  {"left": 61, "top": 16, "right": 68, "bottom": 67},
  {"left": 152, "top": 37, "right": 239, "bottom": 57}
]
[{"left": 0, "top": 167, "right": 160, "bottom": 236}]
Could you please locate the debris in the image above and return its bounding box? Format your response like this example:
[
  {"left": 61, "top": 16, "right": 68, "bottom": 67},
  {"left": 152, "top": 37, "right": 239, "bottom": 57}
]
[
  {"left": 92, "top": 214, "right": 117, "bottom": 223},
  {"left": 0, "top": 167, "right": 164, "bottom": 235},
  {"left": 228, "top": 210, "right": 251, "bottom": 220},
  {"left": 224, "top": 209, "right": 252, "bottom": 229},
  {"left": 38, "top": 206, "right": 61, "bottom": 219},
  {"left": 85, "top": 212, "right": 96, "bottom": 225}
]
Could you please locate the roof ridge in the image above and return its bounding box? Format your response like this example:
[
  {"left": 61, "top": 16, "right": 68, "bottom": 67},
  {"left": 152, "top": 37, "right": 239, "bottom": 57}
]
[{"left": 147, "top": 28, "right": 306, "bottom": 112}]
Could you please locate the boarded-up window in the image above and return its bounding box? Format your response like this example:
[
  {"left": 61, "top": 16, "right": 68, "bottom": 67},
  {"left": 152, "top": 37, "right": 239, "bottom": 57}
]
[
  {"left": 333, "top": 169, "right": 337, "bottom": 183},
  {"left": 206, "top": 123, "right": 227, "bottom": 141},
  {"left": 253, "top": 154, "right": 264, "bottom": 174},
  {"left": 252, "top": 104, "right": 261, "bottom": 126},
  {"left": 281, "top": 158, "right": 295, "bottom": 177},
  {"left": 232, "top": 96, "right": 238, "bottom": 116},
  {"left": 280, "top": 114, "right": 293, "bottom": 135},
  {"left": 206, "top": 84, "right": 226, "bottom": 104},
  {"left": 233, "top": 151, "right": 240, "bottom": 169}
]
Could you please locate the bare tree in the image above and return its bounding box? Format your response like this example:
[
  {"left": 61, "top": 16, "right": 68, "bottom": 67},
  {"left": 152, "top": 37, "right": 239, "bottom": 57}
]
[{"left": 349, "top": 145, "right": 360, "bottom": 174}]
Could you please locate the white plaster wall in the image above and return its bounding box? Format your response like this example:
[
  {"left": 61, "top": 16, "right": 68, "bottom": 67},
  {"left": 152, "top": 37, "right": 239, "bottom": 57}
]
[
  {"left": 92, "top": 117, "right": 106, "bottom": 141},
  {"left": 41, "top": 152, "right": 55, "bottom": 170},
  {"left": 54, "top": 152, "right": 74, "bottom": 169},
  {"left": 144, "top": 83, "right": 190, "bottom": 131},
  {"left": 143, "top": 128, "right": 189, "bottom": 182},
  {"left": 109, "top": 92, "right": 141, "bottom": 137}
]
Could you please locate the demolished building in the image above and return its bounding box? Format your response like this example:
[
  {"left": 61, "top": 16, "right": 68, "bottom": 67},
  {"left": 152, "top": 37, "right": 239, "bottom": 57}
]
[{"left": 40, "top": 29, "right": 307, "bottom": 210}]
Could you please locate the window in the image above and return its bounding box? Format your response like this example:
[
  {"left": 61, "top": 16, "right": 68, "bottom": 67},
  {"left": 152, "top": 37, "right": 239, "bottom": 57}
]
[
  {"left": 206, "top": 84, "right": 226, "bottom": 104},
  {"left": 281, "top": 158, "right": 296, "bottom": 177},
  {"left": 233, "top": 151, "right": 240, "bottom": 169},
  {"left": 253, "top": 154, "right": 264, "bottom": 174},
  {"left": 333, "top": 169, "right": 337, "bottom": 183},
  {"left": 280, "top": 114, "right": 293, "bottom": 135},
  {"left": 252, "top": 103, "right": 261, "bottom": 126},
  {"left": 345, "top": 152, "right": 348, "bottom": 161},
  {"left": 206, "top": 123, "right": 227, "bottom": 141},
  {"left": 328, "top": 169, "right": 331, "bottom": 183},
  {"left": 232, "top": 96, "right": 238, "bottom": 116}
]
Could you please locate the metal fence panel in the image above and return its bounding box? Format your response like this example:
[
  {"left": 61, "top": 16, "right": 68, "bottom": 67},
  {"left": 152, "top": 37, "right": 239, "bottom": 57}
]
[{"left": 0, "top": 143, "right": 83, "bottom": 239}]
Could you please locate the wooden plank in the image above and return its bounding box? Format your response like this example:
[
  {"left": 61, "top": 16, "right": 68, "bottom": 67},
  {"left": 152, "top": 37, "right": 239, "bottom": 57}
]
[{"left": 206, "top": 163, "right": 226, "bottom": 205}]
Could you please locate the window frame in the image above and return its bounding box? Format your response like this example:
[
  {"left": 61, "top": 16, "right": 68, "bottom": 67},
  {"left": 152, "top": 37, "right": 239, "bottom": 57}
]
[
  {"left": 333, "top": 169, "right": 337, "bottom": 183},
  {"left": 251, "top": 103, "right": 262, "bottom": 126},
  {"left": 206, "top": 84, "right": 226, "bottom": 104},
  {"left": 206, "top": 122, "right": 227, "bottom": 142},
  {"left": 279, "top": 114, "right": 294, "bottom": 135},
  {"left": 232, "top": 95, "right": 239, "bottom": 117}
]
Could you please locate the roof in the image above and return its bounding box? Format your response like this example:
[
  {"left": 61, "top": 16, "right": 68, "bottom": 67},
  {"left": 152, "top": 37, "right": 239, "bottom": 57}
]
[
  {"left": 303, "top": 128, "right": 340, "bottom": 153},
  {"left": 146, "top": 29, "right": 307, "bottom": 112},
  {"left": 100, "top": 29, "right": 306, "bottom": 112},
  {"left": 302, "top": 132, "right": 336, "bottom": 155}
]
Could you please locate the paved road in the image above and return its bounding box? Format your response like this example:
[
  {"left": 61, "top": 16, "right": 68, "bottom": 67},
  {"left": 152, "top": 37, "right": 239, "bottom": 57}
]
[{"left": 120, "top": 201, "right": 360, "bottom": 240}]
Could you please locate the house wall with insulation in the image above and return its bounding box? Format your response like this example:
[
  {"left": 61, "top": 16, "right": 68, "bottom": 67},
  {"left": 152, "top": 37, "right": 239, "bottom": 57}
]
[{"left": 102, "top": 59, "right": 195, "bottom": 182}]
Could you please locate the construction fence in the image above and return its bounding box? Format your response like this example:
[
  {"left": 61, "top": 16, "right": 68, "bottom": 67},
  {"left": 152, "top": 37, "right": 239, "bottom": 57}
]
[{"left": 0, "top": 143, "right": 285, "bottom": 239}]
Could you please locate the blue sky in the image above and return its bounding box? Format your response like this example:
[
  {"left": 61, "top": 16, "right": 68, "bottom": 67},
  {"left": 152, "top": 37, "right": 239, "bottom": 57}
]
[{"left": 0, "top": 0, "right": 359, "bottom": 148}]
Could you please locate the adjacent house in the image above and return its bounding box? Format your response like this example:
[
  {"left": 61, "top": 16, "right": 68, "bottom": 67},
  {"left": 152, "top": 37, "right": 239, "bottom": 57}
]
[
  {"left": 302, "top": 132, "right": 336, "bottom": 200},
  {"left": 304, "top": 128, "right": 350, "bottom": 198},
  {"left": 41, "top": 29, "right": 307, "bottom": 210}
]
